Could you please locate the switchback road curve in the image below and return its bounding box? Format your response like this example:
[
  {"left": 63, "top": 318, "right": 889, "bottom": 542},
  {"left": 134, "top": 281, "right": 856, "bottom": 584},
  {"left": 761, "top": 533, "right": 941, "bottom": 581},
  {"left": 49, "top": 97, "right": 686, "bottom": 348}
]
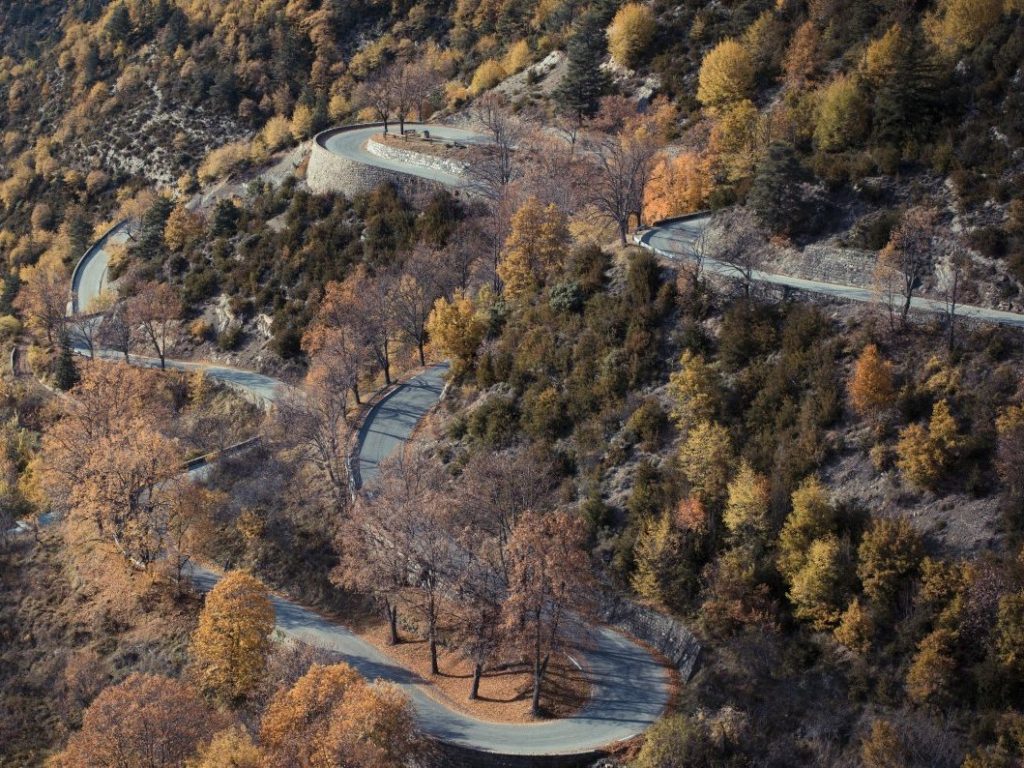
[{"left": 63, "top": 130, "right": 675, "bottom": 760}]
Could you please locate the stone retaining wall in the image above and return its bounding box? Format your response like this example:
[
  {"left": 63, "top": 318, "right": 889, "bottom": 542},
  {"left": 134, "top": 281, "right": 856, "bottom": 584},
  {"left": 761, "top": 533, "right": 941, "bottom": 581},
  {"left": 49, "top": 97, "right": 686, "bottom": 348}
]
[
  {"left": 768, "top": 243, "right": 878, "bottom": 289},
  {"left": 365, "top": 135, "right": 468, "bottom": 177},
  {"left": 307, "top": 124, "right": 451, "bottom": 198}
]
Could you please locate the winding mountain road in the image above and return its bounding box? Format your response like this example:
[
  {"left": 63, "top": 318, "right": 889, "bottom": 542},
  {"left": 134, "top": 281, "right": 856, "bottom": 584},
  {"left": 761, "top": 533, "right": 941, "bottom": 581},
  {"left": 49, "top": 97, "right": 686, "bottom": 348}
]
[
  {"left": 319, "top": 122, "right": 486, "bottom": 189},
  {"left": 637, "top": 216, "right": 1024, "bottom": 329},
  {"left": 63, "top": 130, "right": 675, "bottom": 758}
]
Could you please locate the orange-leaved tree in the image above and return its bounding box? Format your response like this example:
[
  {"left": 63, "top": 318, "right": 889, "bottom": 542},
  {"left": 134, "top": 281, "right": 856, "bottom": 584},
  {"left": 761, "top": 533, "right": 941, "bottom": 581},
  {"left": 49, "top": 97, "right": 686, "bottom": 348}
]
[
  {"left": 190, "top": 570, "right": 275, "bottom": 703},
  {"left": 260, "top": 662, "right": 420, "bottom": 768}
]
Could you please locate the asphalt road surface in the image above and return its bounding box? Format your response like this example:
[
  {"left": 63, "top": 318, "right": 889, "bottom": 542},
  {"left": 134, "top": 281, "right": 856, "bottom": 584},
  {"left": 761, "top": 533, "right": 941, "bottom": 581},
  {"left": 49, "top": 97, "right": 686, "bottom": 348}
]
[
  {"left": 354, "top": 363, "right": 449, "bottom": 487},
  {"left": 638, "top": 216, "right": 1024, "bottom": 329},
  {"left": 70, "top": 220, "right": 132, "bottom": 314},
  {"left": 320, "top": 122, "right": 487, "bottom": 188}
]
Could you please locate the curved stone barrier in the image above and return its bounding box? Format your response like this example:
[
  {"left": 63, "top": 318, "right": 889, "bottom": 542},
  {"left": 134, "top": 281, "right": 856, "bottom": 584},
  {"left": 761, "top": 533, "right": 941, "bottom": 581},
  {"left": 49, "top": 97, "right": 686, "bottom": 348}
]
[{"left": 365, "top": 135, "right": 469, "bottom": 177}]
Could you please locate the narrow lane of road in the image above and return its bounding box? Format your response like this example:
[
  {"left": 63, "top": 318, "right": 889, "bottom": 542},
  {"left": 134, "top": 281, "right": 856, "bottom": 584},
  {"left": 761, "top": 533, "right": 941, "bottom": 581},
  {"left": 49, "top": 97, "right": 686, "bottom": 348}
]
[
  {"left": 354, "top": 363, "right": 449, "bottom": 487},
  {"left": 71, "top": 220, "right": 132, "bottom": 314},
  {"left": 188, "top": 562, "right": 669, "bottom": 756},
  {"left": 638, "top": 217, "right": 1024, "bottom": 329}
]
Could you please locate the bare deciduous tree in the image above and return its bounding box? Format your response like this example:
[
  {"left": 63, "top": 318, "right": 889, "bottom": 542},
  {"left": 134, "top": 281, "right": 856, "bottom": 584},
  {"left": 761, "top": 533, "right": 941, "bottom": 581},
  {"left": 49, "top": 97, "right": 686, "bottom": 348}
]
[
  {"left": 935, "top": 239, "right": 973, "bottom": 351},
  {"left": 882, "top": 206, "right": 940, "bottom": 323},
  {"left": 127, "top": 282, "right": 180, "bottom": 369},
  {"left": 97, "top": 300, "right": 132, "bottom": 362},
  {"left": 584, "top": 114, "right": 661, "bottom": 244},
  {"left": 503, "top": 509, "right": 594, "bottom": 717},
  {"left": 708, "top": 207, "right": 766, "bottom": 298},
  {"left": 274, "top": 360, "right": 356, "bottom": 514}
]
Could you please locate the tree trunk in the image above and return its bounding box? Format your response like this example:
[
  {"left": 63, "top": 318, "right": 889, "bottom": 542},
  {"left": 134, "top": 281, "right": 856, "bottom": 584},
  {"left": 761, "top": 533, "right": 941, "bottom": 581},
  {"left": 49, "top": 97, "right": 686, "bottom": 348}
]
[
  {"left": 531, "top": 657, "right": 543, "bottom": 717},
  {"left": 417, "top": 340, "right": 426, "bottom": 367},
  {"left": 383, "top": 356, "right": 391, "bottom": 386},
  {"left": 531, "top": 622, "right": 543, "bottom": 717},
  {"left": 428, "top": 591, "right": 439, "bottom": 675},
  {"left": 387, "top": 603, "right": 400, "bottom": 645},
  {"left": 469, "top": 663, "right": 483, "bottom": 700},
  {"left": 901, "top": 291, "right": 913, "bottom": 322},
  {"left": 618, "top": 219, "right": 628, "bottom": 245},
  {"left": 352, "top": 382, "right": 361, "bottom": 406}
]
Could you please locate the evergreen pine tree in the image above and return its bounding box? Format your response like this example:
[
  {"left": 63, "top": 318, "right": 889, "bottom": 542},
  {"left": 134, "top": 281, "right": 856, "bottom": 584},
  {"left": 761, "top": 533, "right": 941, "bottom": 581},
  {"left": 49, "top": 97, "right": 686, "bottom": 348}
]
[
  {"left": 556, "top": 12, "right": 610, "bottom": 123},
  {"left": 747, "top": 142, "right": 806, "bottom": 236},
  {"left": 212, "top": 199, "right": 240, "bottom": 238},
  {"left": 55, "top": 335, "right": 80, "bottom": 391},
  {"left": 105, "top": 3, "right": 132, "bottom": 42}
]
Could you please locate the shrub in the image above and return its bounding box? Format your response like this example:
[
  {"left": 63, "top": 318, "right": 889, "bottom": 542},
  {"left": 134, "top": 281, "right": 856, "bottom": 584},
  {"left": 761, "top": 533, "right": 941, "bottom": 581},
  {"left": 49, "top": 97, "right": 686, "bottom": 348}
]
[
  {"left": 469, "top": 59, "right": 507, "bottom": 95},
  {"left": 217, "top": 326, "right": 243, "bottom": 351},
  {"left": 625, "top": 397, "right": 668, "bottom": 450},
  {"left": 549, "top": 281, "right": 584, "bottom": 313},
  {"left": 198, "top": 140, "right": 252, "bottom": 183},
  {"left": 502, "top": 40, "right": 532, "bottom": 73},
  {"left": 467, "top": 395, "right": 519, "bottom": 447},
  {"left": 0, "top": 314, "right": 22, "bottom": 338},
  {"left": 522, "top": 385, "right": 569, "bottom": 441},
  {"left": 188, "top": 318, "right": 213, "bottom": 343}
]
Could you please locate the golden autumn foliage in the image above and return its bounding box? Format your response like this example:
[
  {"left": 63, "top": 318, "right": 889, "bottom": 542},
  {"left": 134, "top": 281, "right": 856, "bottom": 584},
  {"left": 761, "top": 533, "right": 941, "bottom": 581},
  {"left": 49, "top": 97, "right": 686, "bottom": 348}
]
[
  {"left": 814, "top": 74, "right": 869, "bottom": 152},
  {"left": 723, "top": 461, "right": 771, "bottom": 545},
  {"left": 787, "top": 535, "right": 848, "bottom": 630},
  {"left": 498, "top": 196, "right": 570, "bottom": 304},
  {"left": 188, "top": 726, "right": 262, "bottom": 768},
  {"left": 834, "top": 598, "right": 875, "bottom": 654},
  {"left": 697, "top": 38, "right": 756, "bottom": 108},
  {"left": 260, "top": 663, "right": 419, "bottom": 768},
  {"left": 856, "top": 517, "right": 923, "bottom": 606},
  {"left": 607, "top": 3, "right": 656, "bottom": 69},
  {"left": 778, "top": 476, "right": 835, "bottom": 584},
  {"left": 667, "top": 349, "right": 720, "bottom": 429},
  {"left": 677, "top": 420, "right": 735, "bottom": 507},
  {"left": 426, "top": 291, "right": 486, "bottom": 373},
  {"left": 53, "top": 674, "right": 221, "bottom": 768},
  {"left": 848, "top": 344, "right": 895, "bottom": 420},
  {"left": 164, "top": 205, "right": 205, "bottom": 252},
  {"left": 632, "top": 512, "right": 677, "bottom": 603},
  {"left": 926, "top": 0, "right": 1004, "bottom": 54},
  {"left": 190, "top": 571, "right": 275, "bottom": 702},
  {"left": 995, "top": 589, "right": 1024, "bottom": 677},
  {"left": 502, "top": 39, "right": 532, "bottom": 73},
  {"left": 896, "top": 399, "right": 960, "bottom": 489},
  {"left": 469, "top": 58, "right": 506, "bottom": 95},
  {"left": 906, "top": 627, "right": 958, "bottom": 706},
  {"left": 643, "top": 152, "right": 710, "bottom": 223}
]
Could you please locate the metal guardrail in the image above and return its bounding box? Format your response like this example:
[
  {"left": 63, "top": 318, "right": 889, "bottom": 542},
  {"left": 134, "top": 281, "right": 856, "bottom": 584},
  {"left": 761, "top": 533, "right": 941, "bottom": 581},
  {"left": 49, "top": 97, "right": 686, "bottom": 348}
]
[
  {"left": 647, "top": 209, "right": 713, "bottom": 228},
  {"left": 182, "top": 436, "right": 263, "bottom": 472}
]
